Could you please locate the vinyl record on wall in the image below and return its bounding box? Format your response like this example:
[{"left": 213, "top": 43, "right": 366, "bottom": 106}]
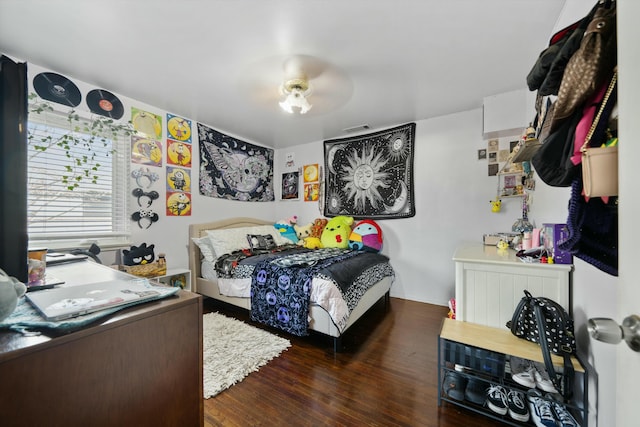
[
  {"left": 86, "top": 89, "right": 124, "bottom": 120},
  {"left": 33, "top": 72, "right": 81, "bottom": 107}
]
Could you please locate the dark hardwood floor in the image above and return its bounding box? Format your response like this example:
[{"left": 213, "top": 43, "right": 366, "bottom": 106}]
[{"left": 202, "top": 297, "right": 501, "bottom": 427}]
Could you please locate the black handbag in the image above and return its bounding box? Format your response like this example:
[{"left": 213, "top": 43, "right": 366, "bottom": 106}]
[
  {"left": 531, "top": 104, "right": 583, "bottom": 187},
  {"left": 506, "top": 290, "right": 576, "bottom": 400}
]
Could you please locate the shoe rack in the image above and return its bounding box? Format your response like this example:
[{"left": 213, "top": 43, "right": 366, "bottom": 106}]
[{"left": 437, "top": 318, "right": 588, "bottom": 426}]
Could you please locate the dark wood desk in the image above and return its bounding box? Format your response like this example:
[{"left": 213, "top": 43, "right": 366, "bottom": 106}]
[{"left": 0, "top": 262, "right": 203, "bottom": 427}]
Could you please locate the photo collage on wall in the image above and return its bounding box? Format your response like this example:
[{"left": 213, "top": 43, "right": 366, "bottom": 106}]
[
  {"left": 480, "top": 136, "right": 535, "bottom": 198},
  {"left": 481, "top": 138, "right": 521, "bottom": 177},
  {"left": 165, "top": 113, "right": 193, "bottom": 216}
]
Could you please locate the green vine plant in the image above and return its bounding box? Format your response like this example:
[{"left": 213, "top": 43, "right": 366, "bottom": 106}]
[{"left": 27, "top": 92, "right": 135, "bottom": 191}]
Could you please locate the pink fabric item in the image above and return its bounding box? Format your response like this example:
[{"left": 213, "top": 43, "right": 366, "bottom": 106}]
[{"left": 571, "top": 81, "right": 608, "bottom": 166}]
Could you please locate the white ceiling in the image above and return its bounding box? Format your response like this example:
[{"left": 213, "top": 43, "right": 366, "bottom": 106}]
[{"left": 0, "top": 0, "right": 565, "bottom": 149}]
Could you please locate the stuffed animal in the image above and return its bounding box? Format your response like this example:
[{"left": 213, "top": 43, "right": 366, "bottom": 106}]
[
  {"left": 274, "top": 216, "right": 299, "bottom": 243},
  {"left": 302, "top": 236, "right": 323, "bottom": 249},
  {"left": 320, "top": 216, "right": 354, "bottom": 249},
  {"left": 123, "top": 243, "right": 155, "bottom": 266},
  {"left": 294, "top": 222, "right": 313, "bottom": 244},
  {"left": 310, "top": 218, "right": 328, "bottom": 239},
  {"left": 292, "top": 218, "right": 327, "bottom": 249},
  {"left": 348, "top": 219, "right": 383, "bottom": 252}
]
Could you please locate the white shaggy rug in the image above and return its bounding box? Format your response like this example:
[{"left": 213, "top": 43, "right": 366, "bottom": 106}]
[{"left": 203, "top": 312, "right": 291, "bottom": 398}]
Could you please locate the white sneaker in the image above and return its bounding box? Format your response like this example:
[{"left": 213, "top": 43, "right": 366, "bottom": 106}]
[
  {"left": 552, "top": 401, "right": 579, "bottom": 427},
  {"left": 528, "top": 390, "right": 557, "bottom": 427},
  {"left": 511, "top": 357, "right": 536, "bottom": 388},
  {"left": 533, "top": 362, "right": 559, "bottom": 393}
]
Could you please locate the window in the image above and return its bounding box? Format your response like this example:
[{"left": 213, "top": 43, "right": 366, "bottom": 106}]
[{"left": 27, "top": 103, "right": 131, "bottom": 249}]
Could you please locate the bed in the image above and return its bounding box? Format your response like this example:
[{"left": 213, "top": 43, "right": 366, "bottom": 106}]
[{"left": 188, "top": 217, "right": 394, "bottom": 350}]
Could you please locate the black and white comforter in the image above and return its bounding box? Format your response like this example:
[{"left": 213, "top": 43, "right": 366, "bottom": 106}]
[{"left": 214, "top": 247, "right": 394, "bottom": 335}]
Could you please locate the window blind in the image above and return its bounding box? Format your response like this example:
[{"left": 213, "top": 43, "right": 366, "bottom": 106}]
[{"left": 27, "top": 107, "right": 130, "bottom": 248}]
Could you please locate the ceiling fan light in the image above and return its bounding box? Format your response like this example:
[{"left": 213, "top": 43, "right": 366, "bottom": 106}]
[
  {"left": 279, "top": 99, "right": 294, "bottom": 114},
  {"left": 279, "top": 80, "right": 312, "bottom": 114}
]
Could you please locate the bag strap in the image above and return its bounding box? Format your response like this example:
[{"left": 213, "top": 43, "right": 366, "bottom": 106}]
[
  {"left": 581, "top": 70, "right": 618, "bottom": 152},
  {"left": 507, "top": 290, "right": 532, "bottom": 332},
  {"left": 533, "top": 301, "right": 575, "bottom": 401}
]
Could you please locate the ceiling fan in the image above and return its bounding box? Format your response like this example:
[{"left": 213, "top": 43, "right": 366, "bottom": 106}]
[{"left": 237, "top": 54, "right": 353, "bottom": 116}]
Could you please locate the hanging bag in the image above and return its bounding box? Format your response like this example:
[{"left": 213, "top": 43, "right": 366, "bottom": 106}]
[
  {"left": 506, "top": 290, "right": 576, "bottom": 400},
  {"left": 549, "top": 1, "right": 617, "bottom": 133},
  {"left": 581, "top": 71, "right": 618, "bottom": 197}
]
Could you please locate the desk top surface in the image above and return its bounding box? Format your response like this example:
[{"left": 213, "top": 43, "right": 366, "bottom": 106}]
[
  {"left": 0, "top": 261, "right": 200, "bottom": 361},
  {"left": 453, "top": 242, "right": 573, "bottom": 271}
]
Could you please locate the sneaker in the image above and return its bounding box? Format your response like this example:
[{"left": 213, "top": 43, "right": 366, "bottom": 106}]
[
  {"left": 510, "top": 356, "right": 536, "bottom": 388},
  {"left": 528, "top": 390, "right": 557, "bottom": 427},
  {"left": 486, "top": 384, "right": 508, "bottom": 415},
  {"left": 443, "top": 371, "right": 467, "bottom": 401},
  {"left": 533, "top": 362, "right": 560, "bottom": 393},
  {"left": 507, "top": 390, "right": 530, "bottom": 422},
  {"left": 551, "top": 400, "right": 578, "bottom": 427},
  {"left": 464, "top": 378, "right": 488, "bottom": 405}
]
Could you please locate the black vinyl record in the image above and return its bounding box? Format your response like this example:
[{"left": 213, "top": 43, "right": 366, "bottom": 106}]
[
  {"left": 86, "top": 89, "right": 124, "bottom": 120},
  {"left": 33, "top": 72, "right": 81, "bottom": 107}
]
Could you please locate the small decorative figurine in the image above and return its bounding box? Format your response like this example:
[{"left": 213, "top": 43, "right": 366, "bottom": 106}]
[{"left": 490, "top": 197, "right": 502, "bottom": 213}]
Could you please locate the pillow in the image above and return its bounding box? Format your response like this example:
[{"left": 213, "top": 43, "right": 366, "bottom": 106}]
[
  {"left": 206, "top": 225, "right": 290, "bottom": 256},
  {"left": 247, "top": 234, "right": 277, "bottom": 252},
  {"left": 191, "top": 236, "right": 216, "bottom": 262}
]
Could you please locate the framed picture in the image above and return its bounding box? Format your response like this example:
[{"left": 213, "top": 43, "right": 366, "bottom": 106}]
[
  {"left": 504, "top": 174, "right": 517, "bottom": 188},
  {"left": 478, "top": 149, "right": 487, "bottom": 160},
  {"left": 303, "top": 164, "right": 319, "bottom": 183},
  {"left": 304, "top": 183, "right": 319, "bottom": 201},
  {"left": 281, "top": 171, "right": 299, "bottom": 200}
]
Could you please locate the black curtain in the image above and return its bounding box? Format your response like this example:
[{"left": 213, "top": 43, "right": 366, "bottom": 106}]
[{"left": 0, "top": 55, "right": 28, "bottom": 283}]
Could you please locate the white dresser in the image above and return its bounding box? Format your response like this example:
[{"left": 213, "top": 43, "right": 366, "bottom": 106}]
[{"left": 453, "top": 242, "right": 573, "bottom": 328}]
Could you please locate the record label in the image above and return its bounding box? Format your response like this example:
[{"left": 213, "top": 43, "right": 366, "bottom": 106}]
[
  {"left": 99, "top": 99, "right": 113, "bottom": 112},
  {"left": 86, "top": 89, "right": 124, "bottom": 120},
  {"left": 33, "top": 72, "right": 81, "bottom": 107}
]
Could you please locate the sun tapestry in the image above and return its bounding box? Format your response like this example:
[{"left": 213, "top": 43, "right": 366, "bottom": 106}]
[
  {"left": 198, "top": 123, "right": 274, "bottom": 202},
  {"left": 323, "top": 123, "right": 415, "bottom": 219}
]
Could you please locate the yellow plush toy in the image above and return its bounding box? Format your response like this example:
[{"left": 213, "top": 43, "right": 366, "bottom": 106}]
[
  {"left": 320, "top": 216, "right": 354, "bottom": 249},
  {"left": 294, "top": 222, "right": 313, "bottom": 245}
]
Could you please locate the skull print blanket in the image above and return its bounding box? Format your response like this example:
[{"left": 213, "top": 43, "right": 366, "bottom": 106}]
[{"left": 247, "top": 248, "right": 392, "bottom": 336}]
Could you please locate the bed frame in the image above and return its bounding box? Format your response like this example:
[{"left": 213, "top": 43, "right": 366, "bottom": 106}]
[{"left": 188, "top": 217, "right": 392, "bottom": 350}]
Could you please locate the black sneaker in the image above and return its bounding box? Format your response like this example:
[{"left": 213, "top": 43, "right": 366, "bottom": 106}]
[
  {"left": 486, "top": 384, "right": 508, "bottom": 415},
  {"left": 442, "top": 371, "right": 467, "bottom": 401},
  {"left": 464, "top": 378, "right": 488, "bottom": 405},
  {"left": 507, "top": 389, "right": 530, "bottom": 422}
]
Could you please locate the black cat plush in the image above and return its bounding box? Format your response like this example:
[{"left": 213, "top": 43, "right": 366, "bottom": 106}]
[{"left": 122, "top": 243, "right": 155, "bottom": 266}]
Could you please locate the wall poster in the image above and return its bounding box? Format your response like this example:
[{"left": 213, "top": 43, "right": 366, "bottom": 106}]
[
  {"left": 197, "top": 123, "right": 274, "bottom": 202},
  {"left": 323, "top": 123, "right": 416, "bottom": 219}
]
